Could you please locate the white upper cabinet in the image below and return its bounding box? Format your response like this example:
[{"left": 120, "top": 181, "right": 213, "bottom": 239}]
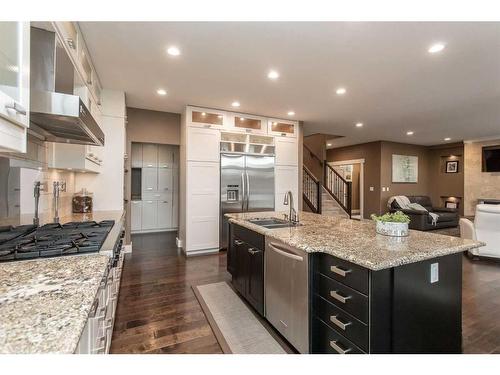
[
  {"left": 187, "top": 106, "right": 227, "bottom": 129},
  {"left": 227, "top": 113, "right": 267, "bottom": 134},
  {"left": 267, "top": 118, "right": 298, "bottom": 138},
  {"left": 142, "top": 168, "right": 158, "bottom": 192},
  {"left": 52, "top": 22, "right": 102, "bottom": 106},
  {"left": 187, "top": 127, "right": 220, "bottom": 162},
  {"left": 131, "top": 143, "right": 143, "bottom": 168},
  {"left": 48, "top": 143, "right": 101, "bottom": 173},
  {"left": 142, "top": 144, "right": 158, "bottom": 168},
  {"left": 158, "top": 144, "right": 173, "bottom": 168},
  {"left": 275, "top": 136, "right": 298, "bottom": 166},
  {"left": 0, "top": 22, "right": 30, "bottom": 153}
]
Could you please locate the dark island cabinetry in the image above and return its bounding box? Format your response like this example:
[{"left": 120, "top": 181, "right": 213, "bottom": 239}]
[
  {"left": 228, "top": 224, "right": 265, "bottom": 316},
  {"left": 310, "top": 252, "right": 462, "bottom": 354}
]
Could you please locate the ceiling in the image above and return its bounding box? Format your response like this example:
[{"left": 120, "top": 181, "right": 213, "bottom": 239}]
[{"left": 79, "top": 22, "right": 500, "bottom": 148}]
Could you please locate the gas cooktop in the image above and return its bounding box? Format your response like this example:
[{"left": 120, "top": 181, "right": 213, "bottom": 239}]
[{"left": 0, "top": 220, "right": 115, "bottom": 263}]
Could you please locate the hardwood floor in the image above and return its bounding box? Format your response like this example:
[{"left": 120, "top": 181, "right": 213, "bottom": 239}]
[
  {"left": 110, "top": 232, "right": 229, "bottom": 354},
  {"left": 111, "top": 232, "right": 500, "bottom": 354}
]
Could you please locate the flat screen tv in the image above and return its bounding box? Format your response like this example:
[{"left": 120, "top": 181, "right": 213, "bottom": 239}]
[{"left": 482, "top": 145, "right": 500, "bottom": 172}]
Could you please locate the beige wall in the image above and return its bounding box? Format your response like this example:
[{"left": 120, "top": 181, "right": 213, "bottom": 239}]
[
  {"left": 464, "top": 139, "right": 500, "bottom": 216},
  {"left": 127, "top": 107, "right": 181, "bottom": 145}
]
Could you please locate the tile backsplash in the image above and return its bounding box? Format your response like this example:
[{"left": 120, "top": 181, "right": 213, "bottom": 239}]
[{"left": 0, "top": 135, "right": 76, "bottom": 220}]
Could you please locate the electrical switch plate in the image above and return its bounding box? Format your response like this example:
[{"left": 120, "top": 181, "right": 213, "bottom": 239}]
[
  {"left": 430, "top": 263, "right": 439, "bottom": 283},
  {"left": 370, "top": 186, "right": 374, "bottom": 191}
]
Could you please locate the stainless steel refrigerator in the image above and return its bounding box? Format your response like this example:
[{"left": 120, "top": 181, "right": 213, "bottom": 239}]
[{"left": 220, "top": 153, "right": 275, "bottom": 249}]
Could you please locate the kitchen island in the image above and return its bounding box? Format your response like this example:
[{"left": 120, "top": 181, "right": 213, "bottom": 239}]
[{"left": 227, "top": 211, "right": 484, "bottom": 354}]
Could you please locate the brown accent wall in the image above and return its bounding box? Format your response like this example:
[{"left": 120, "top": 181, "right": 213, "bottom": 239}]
[
  {"left": 379, "top": 141, "right": 431, "bottom": 212},
  {"left": 303, "top": 134, "right": 327, "bottom": 183},
  {"left": 327, "top": 140, "right": 466, "bottom": 218},
  {"left": 327, "top": 141, "right": 382, "bottom": 218},
  {"left": 428, "top": 143, "right": 464, "bottom": 215}
]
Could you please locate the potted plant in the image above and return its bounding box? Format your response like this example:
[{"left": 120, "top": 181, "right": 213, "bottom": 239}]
[{"left": 371, "top": 211, "right": 410, "bottom": 237}]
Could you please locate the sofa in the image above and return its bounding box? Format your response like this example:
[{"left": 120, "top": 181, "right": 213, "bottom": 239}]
[
  {"left": 389, "top": 195, "right": 459, "bottom": 231},
  {"left": 460, "top": 204, "right": 500, "bottom": 259}
]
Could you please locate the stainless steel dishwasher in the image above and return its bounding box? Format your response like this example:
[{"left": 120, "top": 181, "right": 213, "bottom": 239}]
[{"left": 265, "top": 239, "right": 309, "bottom": 353}]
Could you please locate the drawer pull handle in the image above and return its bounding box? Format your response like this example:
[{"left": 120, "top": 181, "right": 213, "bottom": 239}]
[
  {"left": 330, "top": 340, "right": 352, "bottom": 354},
  {"left": 330, "top": 315, "right": 352, "bottom": 330},
  {"left": 248, "top": 248, "right": 260, "bottom": 255},
  {"left": 234, "top": 240, "right": 244, "bottom": 246},
  {"left": 330, "top": 265, "right": 351, "bottom": 277},
  {"left": 330, "top": 290, "right": 352, "bottom": 304}
]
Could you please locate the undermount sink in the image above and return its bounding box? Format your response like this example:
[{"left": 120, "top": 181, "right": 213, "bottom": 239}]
[{"left": 247, "top": 217, "right": 301, "bottom": 229}]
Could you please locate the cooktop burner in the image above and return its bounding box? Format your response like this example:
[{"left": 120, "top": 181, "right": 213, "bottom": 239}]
[{"left": 0, "top": 220, "right": 114, "bottom": 263}]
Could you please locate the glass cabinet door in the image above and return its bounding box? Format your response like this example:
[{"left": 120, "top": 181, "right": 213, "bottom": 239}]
[
  {"left": 230, "top": 114, "right": 266, "bottom": 134},
  {"left": 188, "top": 107, "right": 226, "bottom": 129},
  {"left": 268, "top": 119, "right": 297, "bottom": 137},
  {"left": 0, "top": 22, "right": 29, "bottom": 128}
]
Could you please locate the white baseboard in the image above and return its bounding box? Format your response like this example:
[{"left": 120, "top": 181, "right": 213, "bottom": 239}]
[{"left": 183, "top": 248, "right": 220, "bottom": 257}]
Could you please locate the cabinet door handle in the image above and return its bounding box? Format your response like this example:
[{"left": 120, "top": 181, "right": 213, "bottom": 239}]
[
  {"left": 330, "top": 315, "right": 352, "bottom": 330},
  {"left": 234, "top": 240, "right": 244, "bottom": 246},
  {"left": 5, "top": 101, "right": 26, "bottom": 115},
  {"left": 330, "top": 290, "right": 352, "bottom": 304},
  {"left": 248, "top": 248, "right": 260, "bottom": 255},
  {"left": 329, "top": 340, "right": 351, "bottom": 354},
  {"left": 330, "top": 265, "right": 351, "bottom": 277}
]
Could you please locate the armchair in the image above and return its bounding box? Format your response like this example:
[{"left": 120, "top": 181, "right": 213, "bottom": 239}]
[{"left": 460, "top": 204, "right": 500, "bottom": 259}]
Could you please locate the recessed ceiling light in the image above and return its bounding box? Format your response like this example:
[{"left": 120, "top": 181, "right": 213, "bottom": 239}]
[
  {"left": 355, "top": 122, "right": 363, "bottom": 128},
  {"left": 428, "top": 43, "right": 445, "bottom": 54},
  {"left": 267, "top": 70, "right": 279, "bottom": 80},
  {"left": 444, "top": 137, "right": 451, "bottom": 141},
  {"left": 157, "top": 89, "right": 167, "bottom": 96},
  {"left": 231, "top": 101, "right": 240, "bottom": 107},
  {"left": 167, "top": 46, "right": 180, "bottom": 56},
  {"left": 407, "top": 131, "right": 414, "bottom": 136},
  {"left": 327, "top": 143, "right": 332, "bottom": 147},
  {"left": 287, "top": 111, "right": 295, "bottom": 116},
  {"left": 336, "top": 87, "right": 347, "bottom": 95}
]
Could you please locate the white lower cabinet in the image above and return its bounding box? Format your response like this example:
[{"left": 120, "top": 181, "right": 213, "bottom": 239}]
[
  {"left": 158, "top": 199, "right": 172, "bottom": 229},
  {"left": 275, "top": 165, "right": 299, "bottom": 212},
  {"left": 185, "top": 161, "right": 219, "bottom": 254},
  {"left": 131, "top": 201, "right": 142, "bottom": 232},
  {"left": 142, "top": 168, "right": 157, "bottom": 192},
  {"left": 141, "top": 200, "right": 158, "bottom": 230}
]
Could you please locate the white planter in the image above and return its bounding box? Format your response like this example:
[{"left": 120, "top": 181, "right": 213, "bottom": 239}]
[{"left": 376, "top": 221, "right": 409, "bottom": 237}]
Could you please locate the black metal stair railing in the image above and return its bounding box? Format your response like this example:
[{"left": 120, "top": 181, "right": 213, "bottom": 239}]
[{"left": 324, "top": 163, "right": 352, "bottom": 218}]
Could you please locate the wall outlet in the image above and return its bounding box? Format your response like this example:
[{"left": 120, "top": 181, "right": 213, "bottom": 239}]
[
  {"left": 430, "top": 263, "right": 439, "bottom": 283},
  {"left": 370, "top": 186, "right": 374, "bottom": 191}
]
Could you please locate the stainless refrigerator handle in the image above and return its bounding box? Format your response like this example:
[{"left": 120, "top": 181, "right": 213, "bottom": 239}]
[
  {"left": 245, "top": 172, "right": 250, "bottom": 211},
  {"left": 241, "top": 172, "right": 245, "bottom": 211}
]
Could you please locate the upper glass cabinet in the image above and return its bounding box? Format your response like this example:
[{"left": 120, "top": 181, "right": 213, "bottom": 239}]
[
  {"left": 228, "top": 113, "right": 267, "bottom": 134},
  {"left": 187, "top": 107, "right": 226, "bottom": 129},
  {"left": 267, "top": 119, "right": 297, "bottom": 138}
]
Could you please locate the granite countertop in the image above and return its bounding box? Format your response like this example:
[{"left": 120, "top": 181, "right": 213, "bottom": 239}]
[
  {"left": 227, "top": 211, "right": 484, "bottom": 271},
  {"left": 0, "top": 254, "right": 110, "bottom": 353}
]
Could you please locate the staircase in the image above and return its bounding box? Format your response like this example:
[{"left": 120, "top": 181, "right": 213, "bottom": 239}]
[
  {"left": 302, "top": 144, "right": 352, "bottom": 218},
  {"left": 321, "top": 186, "right": 349, "bottom": 217}
]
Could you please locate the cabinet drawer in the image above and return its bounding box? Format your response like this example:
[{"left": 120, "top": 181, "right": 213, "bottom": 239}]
[
  {"left": 316, "top": 273, "right": 368, "bottom": 323},
  {"left": 232, "top": 224, "right": 264, "bottom": 250},
  {"left": 314, "top": 294, "right": 368, "bottom": 351},
  {"left": 312, "top": 318, "right": 364, "bottom": 354},
  {"left": 316, "top": 253, "right": 368, "bottom": 294}
]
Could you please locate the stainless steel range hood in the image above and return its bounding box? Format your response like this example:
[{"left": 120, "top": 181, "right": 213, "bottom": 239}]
[{"left": 29, "top": 27, "right": 104, "bottom": 146}]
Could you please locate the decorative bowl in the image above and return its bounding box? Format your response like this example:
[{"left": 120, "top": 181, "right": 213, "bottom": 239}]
[{"left": 376, "top": 221, "right": 409, "bottom": 237}]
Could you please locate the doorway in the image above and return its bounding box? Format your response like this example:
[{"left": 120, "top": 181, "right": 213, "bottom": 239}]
[{"left": 328, "top": 159, "right": 365, "bottom": 220}]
